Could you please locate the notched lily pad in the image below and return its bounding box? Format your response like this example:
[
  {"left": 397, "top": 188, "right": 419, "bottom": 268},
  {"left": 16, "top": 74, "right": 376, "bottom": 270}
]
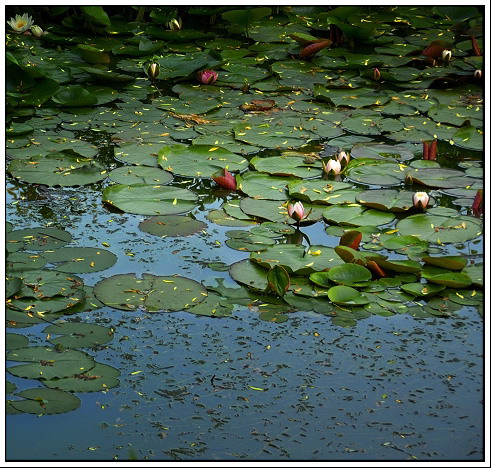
[
  {"left": 42, "top": 247, "right": 117, "bottom": 273},
  {"left": 139, "top": 215, "right": 207, "bottom": 237}
]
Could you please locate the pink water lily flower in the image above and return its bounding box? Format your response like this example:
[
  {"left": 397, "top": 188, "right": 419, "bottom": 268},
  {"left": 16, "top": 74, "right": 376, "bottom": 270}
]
[
  {"left": 336, "top": 150, "right": 350, "bottom": 166},
  {"left": 322, "top": 158, "right": 342, "bottom": 176},
  {"left": 197, "top": 69, "right": 218, "bottom": 85},
  {"left": 287, "top": 201, "right": 312, "bottom": 223},
  {"left": 413, "top": 192, "right": 430, "bottom": 210}
]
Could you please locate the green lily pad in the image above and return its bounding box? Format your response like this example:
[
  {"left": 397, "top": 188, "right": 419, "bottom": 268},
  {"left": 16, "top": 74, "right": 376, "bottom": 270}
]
[
  {"left": 7, "top": 347, "right": 96, "bottom": 380},
  {"left": 379, "top": 235, "right": 429, "bottom": 253},
  {"left": 6, "top": 333, "right": 29, "bottom": 350},
  {"left": 139, "top": 215, "right": 207, "bottom": 237},
  {"left": 7, "top": 252, "right": 47, "bottom": 273},
  {"left": 229, "top": 259, "right": 269, "bottom": 292},
  {"left": 375, "top": 259, "right": 422, "bottom": 274},
  {"left": 327, "top": 285, "right": 369, "bottom": 305},
  {"left": 447, "top": 290, "right": 483, "bottom": 306},
  {"left": 108, "top": 166, "right": 173, "bottom": 185},
  {"left": 425, "top": 272, "right": 473, "bottom": 288},
  {"left": 326, "top": 263, "right": 372, "bottom": 286},
  {"left": 6, "top": 381, "right": 17, "bottom": 395},
  {"left": 288, "top": 179, "right": 360, "bottom": 205},
  {"left": 344, "top": 159, "right": 407, "bottom": 187},
  {"left": 7, "top": 227, "right": 72, "bottom": 251},
  {"left": 42, "top": 362, "right": 121, "bottom": 392},
  {"left": 451, "top": 125, "right": 483, "bottom": 151},
  {"left": 158, "top": 144, "right": 248, "bottom": 178},
  {"left": 206, "top": 209, "right": 258, "bottom": 227},
  {"left": 250, "top": 155, "right": 323, "bottom": 178},
  {"left": 350, "top": 143, "right": 414, "bottom": 162},
  {"left": 12, "top": 270, "right": 84, "bottom": 299},
  {"left": 356, "top": 189, "right": 424, "bottom": 212},
  {"left": 102, "top": 184, "right": 198, "bottom": 216},
  {"left": 51, "top": 85, "right": 98, "bottom": 107},
  {"left": 234, "top": 122, "right": 310, "bottom": 149},
  {"left": 323, "top": 204, "right": 395, "bottom": 227},
  {"left": 8, "top": 152, "right": 107, "bottom": 187},
  {"left": 236, "top": 172, "right": 299, "bottom": 201},
  {"left": 407, "top": 167, "right": 476, "bottom": 189},
  {"left": 250, "top": 244, "right": 343, "bottom": 275},
  {"left": 41, "top": 247, "right": 117, "bottom": 273},
  {"left": 114, "top": 143, "right": 161, "bottom": 167},
  {"left": 225, "top": 230, "right": 276, "bottom": 252},
  {"left": 334, "top": 245, "right": 386, "bottom": 266},
  {"left": 461, "top": 264, "right": 483, "bottom": 287},
  {"left": 396, "top": 213, "right": 482, "bottom": 244},
  {"left": 8, "top": 388, "right": 81, "bottom": 415},
  {"left": 8, "top": 289, "right": 87, "bottom": 317},
  {"left": 79, "top": 66, "right": 135, "bottom": 82},
  {"left": 186, "top": 292, "right": 234, "bottom": 318},
  {"left": 240, "top": 198, "right": 325, "bottom": 224},
  {"left": 43, "top": 322, "right": 115, "bottom": 348},
  {"left": 93, "top": 273, "right": 207, "bottom": 312},
  {"left": 422, "top": 255, "right": 467, "bottom": 270},
  {"left": 400, "top": 282, "right": 446, "bottom": 297}
]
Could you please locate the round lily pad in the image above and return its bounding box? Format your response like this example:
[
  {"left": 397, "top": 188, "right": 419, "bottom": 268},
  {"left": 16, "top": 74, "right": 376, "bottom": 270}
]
[
  {"left": 425, "top": 272, "right": 473, "bottom": 288},
  {"left": 447, "top": 290, "right": 483, "bottom": 306},
  {"left": 7, "top": 227, "right": 72, "bottom": 251},
  {"left": 108, "top": 166, "right": 173, "bottom": 185},
  {"left": 250, "top": 244, "right": 343, "bottom": 275},
  {"left": 186, "top": 292, "right": 234, "bottom": 318},
  {"left": 8, "top": 289, "right": 87, "bottom": 316},
  {"left": 7, "top": 347, "right": 96, "bottom": 380},
  {"left": 158, "top": 144, "right": 248, "bottom": 178},
  {"left": 114, "top": 143, "right": 161, "bottom": 167},
  {"left": 93, "top": 273, "right": 207, "bottom": 312},
  {"left": 206, "top": 209, "right": 258, "bottom": 227},
  {"left": 407, "top": 167, "right": 476, "bottom": 189},
  {"left": 229, "top": 259, "right": 269, "bottom": 292},
  {"left": 250, "top": 155, "right": 323, "bottom": 178},
  {"left": 236, "top": 172, "right": 298, "bottom": 201},
  {"left": 421, "top": 255, "right": 467, "bottom": 270},
  {"left": 102, "top": 184, "right": 198, "bottom": 216},
  {"left": 139, "top": 215, "right": 207, "bottom": 237},
  {"left": 225, "top": 230, "right": 276, "bottom": 252},
  {"left": 288, "top": 179, "right": 360, "bottom": 205},
  {"left": 356, "top": 189, "right": 429, "bottom": 212},
  {"left": 461, "top": 264, "right": 483, "bottom": 287},
  {"left": 326, "top": 263, "right": 372, "bottom": 286},
  {"left": 344, "top": 159, "right": 407, "bottom": 186},
  {"left": 400, "top": 282, "right": 446, "bottom": 297},
  {"left": 41, "top": 247, "right": 117, "bottom": 273},
  {"left": 8, "top": 152, "right": 107, "bottom": 186},
  {"left": 351, "top": 143, "right": 414, "bottom": 161},
  {"left": 240, "top": 198, "right": 325, "bottom": 224},
  {"left": 323, "top": 205, "right": 395, "bottom": 227},
  {"left": 12, "top": 270, "right": 84, "bottom": 299},
  {"left": 6, "top": 252, "right": 47, "bottom": 273},
  {"left": 43, "top": 322, "right": 115, "bottom": 348},
  {"left": 7, "top": 388, "right": 81, "bottom": 415},
  {"left": 327, "top": 285, "right": 369, "bottom": 305},
  {"left": 396, "top": 213, "right": 482, "bottom": 244}
]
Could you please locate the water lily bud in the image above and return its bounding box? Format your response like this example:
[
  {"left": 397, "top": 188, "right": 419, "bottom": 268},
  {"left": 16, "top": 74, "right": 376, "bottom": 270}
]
[
  {"left": 474, "top": 69, "right": 482, "bottom": 80},
  {"left": 336, "top": 150, "right": 350, "bottom": 167},
  {"left": 413, "top": 192, "right": 430, "bottom": 210},
  {"left": 287, "top": 201, "right": 306, "bottom": 222},
  {"left": 472, "top": 189, "right": 483, "bottom": 217},
  {"left": 442, "top": 49, "right": 452, "bottom": 66},
  {"left": 166, "top": 18, "right": 182, "bottom": 31},
  {"left": 322, "top": 158, "right": 342, "bottom": 176},
  {"left": 197, "top": 69, "right": 218, "bottom": 85},
  {"left": 373, "top": 68, "right": 381, "bottom": 81},
  {"left": 212, "top": 168, "right": 236, "bottom": 190},
  {"left": 404, "top": 173, "right": 413, "bottom": 185},
  {"left": 30, "top": 25, "right": 43, "bottom": 38},
  {"left": 147, "top": 62, "right": 160, "bottom": 80}
]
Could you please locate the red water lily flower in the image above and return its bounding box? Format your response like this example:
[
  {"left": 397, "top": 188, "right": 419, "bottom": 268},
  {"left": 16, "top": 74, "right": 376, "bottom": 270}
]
[{"left": 197, "top": 69, "right": 218, "bottom": 85}]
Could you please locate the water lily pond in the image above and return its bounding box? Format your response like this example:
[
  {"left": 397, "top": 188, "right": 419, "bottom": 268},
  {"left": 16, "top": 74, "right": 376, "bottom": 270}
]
[{"left": 5, "top": 5, "right": 484, "bottom": 462}]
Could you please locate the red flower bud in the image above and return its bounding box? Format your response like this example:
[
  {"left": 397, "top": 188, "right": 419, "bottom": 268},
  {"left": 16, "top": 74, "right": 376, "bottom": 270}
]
[
  {"left": 212, "top": 168, "right": 236, "bottom": 190},
  {"left": 373, "top": 68, "right": 381, "bottom": 81}
]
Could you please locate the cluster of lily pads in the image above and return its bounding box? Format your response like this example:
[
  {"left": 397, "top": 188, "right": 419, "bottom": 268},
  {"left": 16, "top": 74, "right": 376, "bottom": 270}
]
[
  {"left": 6, "top": 6, "right": 484, "bottom": 412},
  {"left": 6, "top": 223, "right": 120, "bottom": 415}
]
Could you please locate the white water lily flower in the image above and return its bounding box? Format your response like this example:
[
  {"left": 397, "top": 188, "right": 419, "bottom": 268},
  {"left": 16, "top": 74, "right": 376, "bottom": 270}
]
[
  {"left": 7, "top": 13, "right": 34, "bottom": 33},
  {"left": 322, "top": 158, "right": 342, "bottom": 176},
  {"left": 413, "top": 192, "right": 430, "bottom": 210}
]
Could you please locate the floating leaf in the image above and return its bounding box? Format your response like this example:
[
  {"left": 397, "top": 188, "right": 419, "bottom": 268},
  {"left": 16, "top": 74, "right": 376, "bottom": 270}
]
[
  {"left": 42, "top": 247, "right": 117, "bottom": 273},
  {"left": 139, "top": 215, "right": 207, "bottom": 238},
  {"left": 7, "top": 388, "right": 81, "bottom": 415}
]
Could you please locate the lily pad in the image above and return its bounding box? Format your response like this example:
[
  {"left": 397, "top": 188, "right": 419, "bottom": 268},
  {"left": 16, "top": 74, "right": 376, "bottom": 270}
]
[
  {"left": 424, "top": 272, "right": 473, "bottom": 288},
  {"left": 8, "top": 152, "right": 107, "bottom": 187},
  {"left": 7, "top": 227, "right": 72, "bottom": 251},
  {"left": 7, "top": 388, "right": 81, "bottom": 415},
  {"left": 93, "top": 273, "right": 207, "bottom": 312},
  {"left": 102, "top": 184, "right": 198, "bottom": 216},
  {"left": 400, "top": 282, "right": 446, "bottom": 297},
  {"left": 108, "top": 166, "right": 173, "bottom": 185},
  {"left": 396, "top": 213, "right": 482, "bottom": 244},
  {"left": 43, "top": 322, "right": 115, "bottom": 348},
  {"left": 186, "top": 292, "right": 234, "bottom": 318},
  {"left": 139, "top": 215, "right": 207, "bottom": 237},
  {"left": 240, "top": 198, "right": 325, "bottom": 224},
  {"left": 344, "top": 159, "right": 407, "bottom": 187},
  {"left": 250, "top": 154, "right": 323, "bottom": 178},
  {"left": 42, "top": 362, "right": 121, "bottom": 392},
  {"left": 350, "top": 143, "right": 414, "bottom": 162},
  {"left": 158, "top": 145, "right": 248, "bottom": 178},
  {"left": 236, "top": 172, "right": 299, "bottom": 201},
  {"left": 6, "top": 333, "right": 29, "bottom": 350},
  {"left": 421, "top": 255, "right": 467, "bottom": 270},
  {"left": 229, "top": 259, "right": 269, "bottom": 292},
  {"left": 7, "top": 347, "right": 96, "bottom": 380},
  {"left": 323, "top": 205, "right": 395, "bottom": 227},
  {"left": 327, "top": 285, "right": 369, "bottom": 305},
  {"left": 356, "top": 189, "right": 425, "bottom": 212},
  {"left": 41, "top": 247, "right": 117, "bottom": 273},
  {"left": 326, "top": 263, "right": 372, "bottom": 286},
  {"left": 288, "top": 179, "right": 360, "bottom": 205}
]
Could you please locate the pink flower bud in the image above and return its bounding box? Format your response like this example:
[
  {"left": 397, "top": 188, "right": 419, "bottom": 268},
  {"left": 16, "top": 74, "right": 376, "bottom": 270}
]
[
  {"left": 413, "top": 192, "right": 429, "bottom": 210},
  {"left": 336, "top": 150, "right": 350, "bottom": 166},
  {"left": 322, "top": 158, "right": 342, "bottom": 176},
  {"left": 197, "top": 69, "right": 218, "bottom": 85},
  {"left": 287, "top": 201, "right": 306, "bottom": 222},
  {"left": 373, "top": 68, "right": 381, "bottom": 81}
]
